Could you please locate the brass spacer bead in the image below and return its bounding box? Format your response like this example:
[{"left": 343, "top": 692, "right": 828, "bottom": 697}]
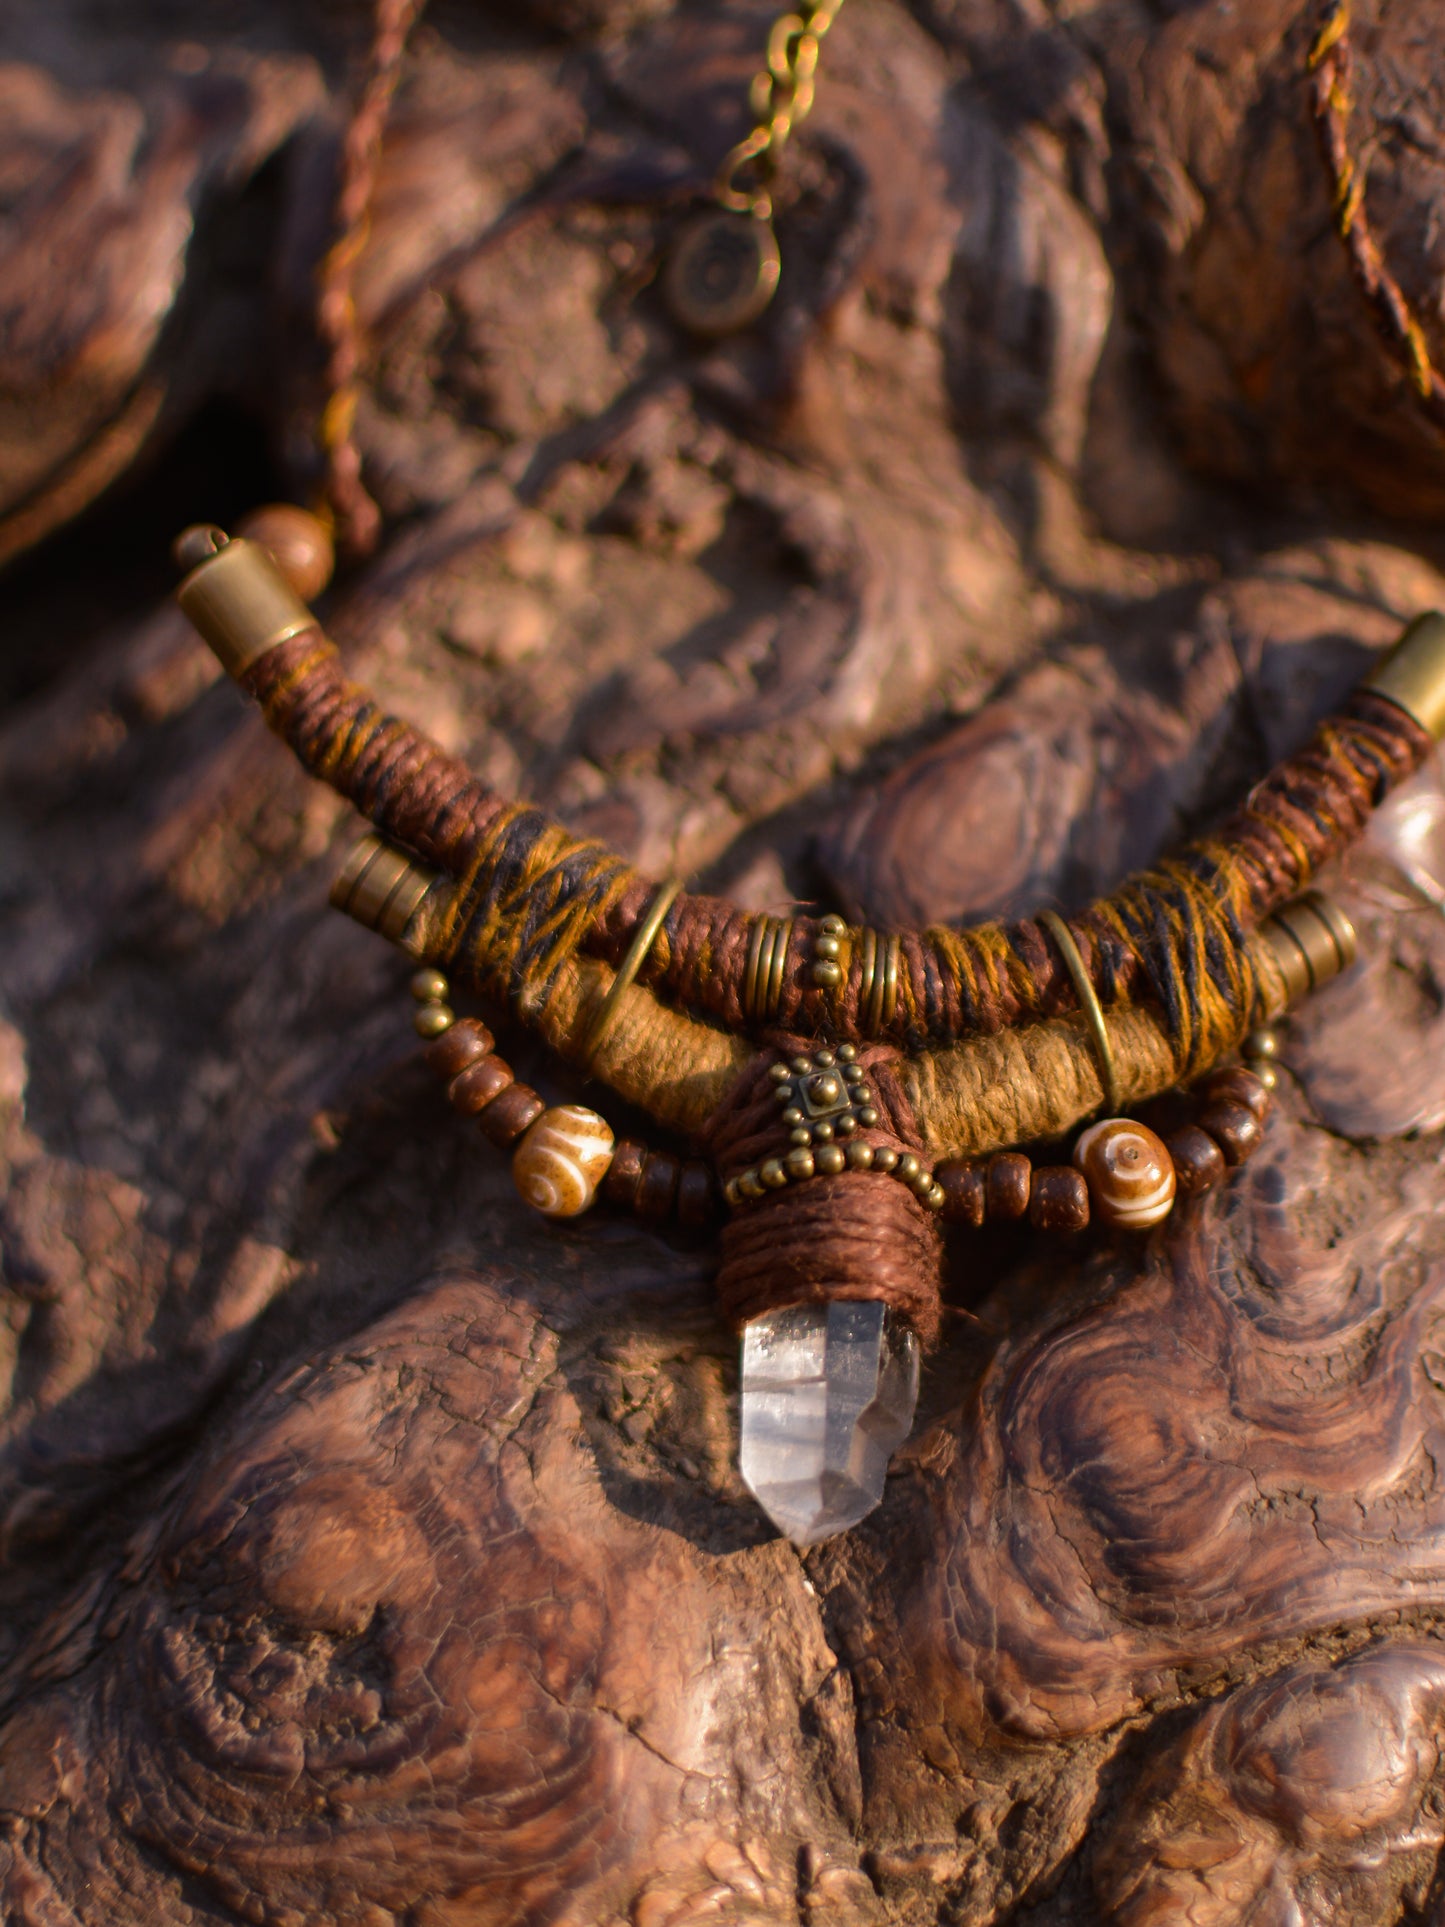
[
  {"left": 814, "top": 1143, "right": 846, "bottom": 1175},
  {"left": 413, "top": 1004, "right": 455, "bottom": 1038},
  {"left": 785, "top": 1148, "right": 815, "bottom": 1181},
  {"left": 760, "top": 1158, "right": 788, "bottom": 1189},
  {"left": 410, "top": 967, "right": 449, "bottom": 1004}
]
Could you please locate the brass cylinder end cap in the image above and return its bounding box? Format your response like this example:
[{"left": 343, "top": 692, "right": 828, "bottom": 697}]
[
  {"left": 175, "top": 533, "right": 317, "bottom": 680},
  {"left": 1364, "top": 611, "right": 1445, "bottom": 740}
]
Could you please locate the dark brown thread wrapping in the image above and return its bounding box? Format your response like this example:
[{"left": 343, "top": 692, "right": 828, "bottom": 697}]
[{"left": 707, "top": 1039, "right": 942, "bottom": 1344}]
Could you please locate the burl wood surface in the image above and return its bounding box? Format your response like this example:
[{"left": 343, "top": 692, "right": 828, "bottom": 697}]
[{"left": 6, "top": 2, "right": 1445, "bottom": 1922}]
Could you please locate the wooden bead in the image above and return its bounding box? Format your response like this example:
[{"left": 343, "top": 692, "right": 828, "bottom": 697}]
[
  {"left": 512, "top": 1104, "right": 615, "bottom": 1217},
  {"left": 1198, "top": 1100, "right": 1263, "bottom": 1167},
  {"left": 1199, "top": 1067, "right": 1271, "bottom": 1120},
  {"left": 426, "top": 1019, "right": 494, "bottom": 1080},
  {"left": 1030, "top": 1166, "right": 1090, "bottom": 1234},
  {"left": 236, "top": 502, "right": 335, "bottom": 600},
  {"left": 677, "top": 1161, "right": 718, "bottom": 1229},
  {"left": 448, "top": 1054, "right": 513, "bottom": 1116},
  {"left": 986, "top": 1152, "right": 1032, "bottom": 1222},
  {"left": 1166, "top": 1125, "right": 1226, "bottom": 1195},
  {"left": 479, "top": 1083, "right": 545, "bottom": 1148},
  {"left": 636, "top": 1151, "right": 681, "bottom": 1220},
  {"left": 603, "top": 1138, "right": 647, "bottom": 1208},
  {"left": 1074, "top": 1118, "right": 1176, "bottom": 1229},
  {"left": 936, "top": 1159, "right": 986, "bottom": 1228}
]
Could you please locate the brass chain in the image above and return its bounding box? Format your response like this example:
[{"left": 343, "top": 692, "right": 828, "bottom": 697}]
[{"left": 713, "top": 1, "right": 847, "bottom": 221}]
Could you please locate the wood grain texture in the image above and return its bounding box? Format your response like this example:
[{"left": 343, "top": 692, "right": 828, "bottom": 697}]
[{"left": 5, "top": 2, "right": 1445, "bottom": 1922}]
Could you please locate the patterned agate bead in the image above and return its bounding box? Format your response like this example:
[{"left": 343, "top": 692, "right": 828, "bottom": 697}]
[
  {"left": 512, "top": 1105, "right": 616, "bottom": 1217},
  {"left": 1073, "top": 1118, "right": 1176, "bottom": 1229}
]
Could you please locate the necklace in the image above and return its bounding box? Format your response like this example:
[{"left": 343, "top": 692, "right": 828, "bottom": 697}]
[{"left": 168, "top": 2, "right": 1445, "bottom": 1549}]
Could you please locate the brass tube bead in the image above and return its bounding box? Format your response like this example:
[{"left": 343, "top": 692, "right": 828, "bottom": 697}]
[
  {"left": 331, "top": 832, "right": 437, "bottom": 950},
  {"left": 1256, "top": 890, "right": 1357, "bottom": 1007}
]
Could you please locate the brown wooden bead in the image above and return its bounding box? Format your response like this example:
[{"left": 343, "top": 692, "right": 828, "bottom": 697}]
[
  {"left": 986, "top": 1152, "right": 1032, "bottom": 1222},
  {"left": 636, "top": 1151, "right": 681, "bottom": 1220},
  {"left": 478, "top": 1083, "right": 545, "bottom": 1148},
  {"left": 1030, "top": 1166, "right": 1090, "bottom": 1234},
  {"left": 677, "top": 1160, "right": 718, "bottom": 1229},
  {"left": 603, "top": 1139, "right": 647, "bottom": 1208},
  {"left": 448, "top": 1054, "right": 513, "bottom": 1116},
  {"left": 236, "top": 502, "right": 335, "bottom": 600},
  {"left": 1074, "top": 1118, "right": 1176, "bottom": 1229},
  {"left": 1167, "top": 1125, "right": 1227, "bottom": 1195},
  {"left": 1199, "top": 1067, "right": 1271, "bottom": 1120},
  {"left": 1198, "top": 1100, "right": 1263, "bottom": 1167},
  {"left": 426, "top": 1019, "right": 495, "bottom": 1080},
  {"left": 936, "top": 1159, "right": 986, "bottom": 1228}
]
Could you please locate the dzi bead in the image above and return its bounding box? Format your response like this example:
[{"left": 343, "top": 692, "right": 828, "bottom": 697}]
[
  {"left": 1074, "top": 1118, "right": 1176, "bottom": 1229},
  {"left": 512, "top": 1105, "right": 616, "bottom": 1218}
]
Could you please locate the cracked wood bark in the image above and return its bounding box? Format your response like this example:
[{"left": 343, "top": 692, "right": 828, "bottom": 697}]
[{"left": 5, "top": 2, "right": 1445, "bottom": 1923}]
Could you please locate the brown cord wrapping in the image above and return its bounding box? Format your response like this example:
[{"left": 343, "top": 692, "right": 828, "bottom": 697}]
[
  {"left": 238, "top": 622, "right": 1430, "bottom": 1071},
  {"left": 707, "top": 1040, "right": 942, "bottom": 1344}
]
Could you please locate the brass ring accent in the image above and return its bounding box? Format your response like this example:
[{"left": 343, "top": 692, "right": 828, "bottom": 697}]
[
  {"left": 582, "top": 878, "right": 683, "bottom": 1068},
  {"left": 743, "top": 914, "right": 793, "bottom": 1023},
  {"left": 858, "top": 928, "right": 900, "bottom": 1035},
  {"left": 1041, "top": 911, "right": 1120, "bottom": 1114}
]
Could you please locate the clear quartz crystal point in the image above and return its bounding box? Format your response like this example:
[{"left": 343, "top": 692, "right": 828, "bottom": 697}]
[{"left": 738, "top": 1300, "right": 920, "bottom": 1547}]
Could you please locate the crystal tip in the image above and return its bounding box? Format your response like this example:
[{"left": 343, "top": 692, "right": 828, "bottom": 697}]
[{"left": 737, "top": 1299, "right": 920, "bottom": 1547}]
